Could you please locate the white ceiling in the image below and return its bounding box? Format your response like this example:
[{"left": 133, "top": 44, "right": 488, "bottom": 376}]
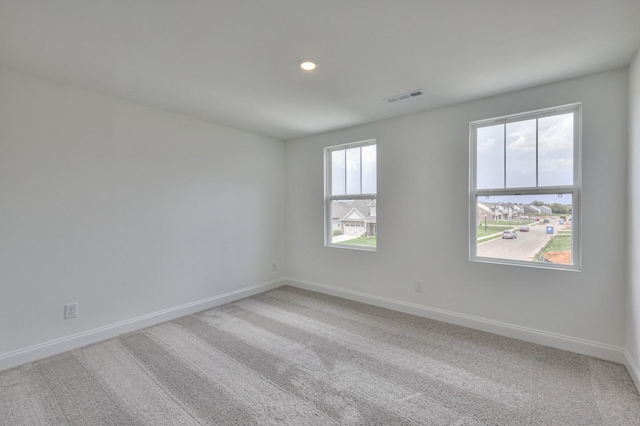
[{"left": 2, "top": 1, "right": 640, "bottom": 140}]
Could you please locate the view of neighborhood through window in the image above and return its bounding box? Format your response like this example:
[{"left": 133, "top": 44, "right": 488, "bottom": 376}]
[
  {"left": 470, "top": 104, "right": 581, "bottom": 270},
  {"left": 476, "top": 194, "right": 573, "bottom": 265},
  {"left": 325, "top": 140, "right": 377, "bottom": 250}
]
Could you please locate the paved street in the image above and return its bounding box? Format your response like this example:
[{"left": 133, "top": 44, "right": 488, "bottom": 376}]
[{"left": 477, "top": 221, "right": 559, "bottom": 261}]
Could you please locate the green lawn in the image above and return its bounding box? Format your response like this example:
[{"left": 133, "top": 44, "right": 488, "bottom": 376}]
[
  {"left": 336, "top": 236, "right": 377, "bottom": 247},
  {"left": 497, "top": 220, "right": 531, "bottom": 226},
  {"left": 542, "top": 234, "right": 572, "bottom": 253},
  {"left": 477, "top": 225, "right": 515, "bottom": 238}
]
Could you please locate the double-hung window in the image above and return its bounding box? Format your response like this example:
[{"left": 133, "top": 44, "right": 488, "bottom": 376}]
[
  {"left": 325, "top": 140, "right": 377, "bottom": 251},
  {"left": 469, "top": 104, "right": 581, "bottom": 270}
]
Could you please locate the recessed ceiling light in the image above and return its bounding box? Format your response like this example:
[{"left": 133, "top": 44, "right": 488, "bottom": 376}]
[{"left": 300, "top": 61, "right": 317, "bottom": 71}]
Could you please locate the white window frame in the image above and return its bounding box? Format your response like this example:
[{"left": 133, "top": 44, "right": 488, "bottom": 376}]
[
  {"left": 469, "top": 104, "right": 582, "bottom": 271},
  {"left": 324, "top": 139, "right": 377, "bottom": 251}
]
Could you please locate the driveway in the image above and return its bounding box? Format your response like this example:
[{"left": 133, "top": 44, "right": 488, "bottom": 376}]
[{"left": 332, "top": 234, "right": 359, "bottom": 243}]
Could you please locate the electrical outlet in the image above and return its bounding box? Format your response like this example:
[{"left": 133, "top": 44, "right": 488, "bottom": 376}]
[
  {"left": 64, "top": 303, "right": 78, "bottom": 319},
  {"left": 414, "top": 280, "right": 424, "bottom": 292},
  {"left": 272, "top": 262, "right": 277, "bottom": 271}
]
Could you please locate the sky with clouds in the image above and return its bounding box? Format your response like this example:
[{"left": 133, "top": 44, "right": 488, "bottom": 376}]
[
  {"left": 331, "top": 144, "right": 376, "bottom": 196},
  {"left": 476, "top": 112, "right": 573, "bottom": 190}
]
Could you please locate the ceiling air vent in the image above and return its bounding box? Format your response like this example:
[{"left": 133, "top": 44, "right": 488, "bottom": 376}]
[{"left": 384, "top": 90, "right": 423, "bottom": 103}]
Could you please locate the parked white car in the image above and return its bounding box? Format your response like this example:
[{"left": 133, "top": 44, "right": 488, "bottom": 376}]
[{"left": 502, "top": 230, "right": 517, "bottom": 239}]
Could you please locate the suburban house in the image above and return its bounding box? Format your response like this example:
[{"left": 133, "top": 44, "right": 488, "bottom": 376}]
[
  {"left": 332, "top": 199, "right": 377, "bottom": 237},
  {"left": 525, "top": 204, "right": 553, "bottom": 217},
  {"left": 477, "top": 201, "right": 528, "bottom": 222}
]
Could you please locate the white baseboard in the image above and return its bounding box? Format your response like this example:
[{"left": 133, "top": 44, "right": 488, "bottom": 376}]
[
  {"left": 6, "top": 277, "right": 637, "bottom": 394},
  {"left": 624, "top": 349, "right": 640, "bottom": 393},
  {"left": 0, "top": 279, "right": 285, "bottom": 372},
  {"left": 285, "top": 278, "right": 626, "bottom": 364}
]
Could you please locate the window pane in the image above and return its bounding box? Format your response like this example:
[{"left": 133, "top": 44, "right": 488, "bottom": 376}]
[
  {"left": 346, "top": 147, "right": 362, "bottom": 194},
  {"left": 361, "top": 144, "right": 377, "bottom": 194},
  {"left": 476, "top": 124, "right": 505, "bottom": 189},
  {"left": 331, "top": 150, "right": 345, "bottom": 196},
  {"left": 475, "top": 194, "right": 573, "bottom": 265},
  {"left": 506, "top": 119, "right": 536, "bottom": 188},
  {"left": 330, "top": 199, "right": 377, "bottom": 248},
  {"left": 538, "top": 113, "right": 574, "bottom": 186}
]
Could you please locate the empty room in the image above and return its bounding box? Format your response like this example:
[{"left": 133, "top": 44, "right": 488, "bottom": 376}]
[{"left": 2, "top": 1, "right": 640, "bottom": 424}]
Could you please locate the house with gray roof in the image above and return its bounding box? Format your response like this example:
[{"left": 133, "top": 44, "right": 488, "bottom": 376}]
[{"left": 331, "top": 199, "right": 376, "bottom": 237}]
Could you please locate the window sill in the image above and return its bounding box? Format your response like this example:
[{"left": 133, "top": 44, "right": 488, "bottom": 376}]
[
  {"left": 470, "top": 256, "right": 580, "bottom": 272},
  {"left": 325, "top": 243, "right": 376, "bottom": 252}
]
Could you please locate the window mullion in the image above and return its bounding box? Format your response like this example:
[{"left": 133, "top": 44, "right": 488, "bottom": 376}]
[
  {"left": 503, "top": 124, "right": 507, "bottom": 188},
  {"left": 536, "top": 118, "right": 539, "bottom": 187},
  {"left": 359, "top": 147, "right": 363, "bottom": 194},
  {"left": 343, "top": 150, "right": 347, "bottom": 196}
]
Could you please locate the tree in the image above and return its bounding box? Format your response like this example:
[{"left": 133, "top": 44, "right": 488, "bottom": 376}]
[
  {"left": 550, "top": 203, "right": 572, "bottom": 214},
  {"left": 532, "top": 200, "right": 545, "bottom": 206}
]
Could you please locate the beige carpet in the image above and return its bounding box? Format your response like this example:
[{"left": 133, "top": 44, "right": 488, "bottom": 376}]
[{"left": 1, "top": 286, "right": 639, "bottom": 425}]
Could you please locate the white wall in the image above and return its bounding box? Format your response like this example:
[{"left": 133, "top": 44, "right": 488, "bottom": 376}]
[
  {"left": 286, "top": 68, "right": 628, "bottom": 357},
  {"left": 1, "top": 64, "right": 634, "bottom": 373},
  {"left": 0, "top": 69, "right": 285, "bottom": 363},
  {"left": 628, "top": 49, "right": 640, "bottom": 384}
]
